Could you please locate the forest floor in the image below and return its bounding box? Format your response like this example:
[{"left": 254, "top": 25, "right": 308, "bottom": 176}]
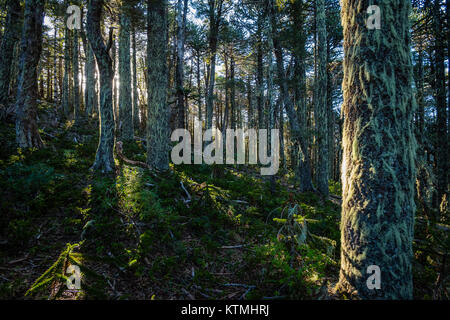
[{"left": 0, "top": 102, "right": 447, "bottom": 300}]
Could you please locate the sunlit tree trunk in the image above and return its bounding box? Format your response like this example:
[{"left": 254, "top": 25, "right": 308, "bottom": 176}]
[
  {"left": 15, "top": 0, "right": 45, "bottom": 149},
  {"left": 87, "top": 0, "right": 115, "bottom": 173},
  {"left": 0, "top": 0, "right": 22, "bottom": 108},
  {"left": 118, "top": 3, "right": 133, "bottom": 140},
  {"left": 337, "top": 0, "right": 416, "bottom": 299},
  {"left": 147, "top": 0, "right": 170, "bottom": 171}
]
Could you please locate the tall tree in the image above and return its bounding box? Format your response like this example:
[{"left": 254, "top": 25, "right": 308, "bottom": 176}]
[
  {"left": 175, "top": 0, "right": 189, "bottom": 129},
  {"left": 205, "top": 0, "right": 224, "bottom": 130},
  {"left": 147, "top": 0, "right": 170, "bottom": 171},
  {"left": 337, "top": 0, "right": 416, "bottom": 299},
  {"left": 87, "top": 0, "right": 116, "bottom": 173},
  {"left": 62, "top": 5, "right": 71, "bottom": 118},
  {"left": 15, "top": 0, "right": 45, "bottom": 149},
  {"left": 73, "top": 25, "right": 81, "bottom": 124},
  {"left": 315, "top": 0, "right": 329, "bottom": 196},
  {"left": 0, "top": 0, "right": 22, "bottom": 108},
  {"left": 433, "top": 0, "right": 448, "bottom": 207},
  {"left": 119, "top": 1, "right": 134, "bottom": 140},
  {"left": 132, "top": 22, "right": 139, "bottom": 130}
]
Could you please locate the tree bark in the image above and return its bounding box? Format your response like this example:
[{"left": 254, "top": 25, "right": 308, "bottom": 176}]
[
  {"left": 433, "top": 0, "right": 448, "bottom": 207},
  {"left": 87, "top": 0, "right": 116, "bottom": 173},
  {"left": 119, "top": 3, "right": 133, "bottom": 140},
  {"left": 15, "top": 0, "right": 45, "bottom": 149},
  {"left": 0, "top": 0, "right": 22, "bottom": 108},
  {"left": 314, "top": 0, "right": 329, "bottom": 196},
  {"left": 175, "top": 0, "right": 188, "bottom": 129},
  {"left": 337, "top": 0, "right": 416, "bottom": 299},
  {"left": 147, "top": 0, "right": 170, "bottom": 171}
]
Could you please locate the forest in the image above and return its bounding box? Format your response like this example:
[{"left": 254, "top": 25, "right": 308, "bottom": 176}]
[{"left": 0, "top": 0, "right": 448, "bottom": 301}]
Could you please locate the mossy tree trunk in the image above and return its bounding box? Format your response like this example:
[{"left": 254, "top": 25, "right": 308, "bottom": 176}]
[
  {"left": 15, "top": 0, "right": 45, "bottom": 149},
  {"left": 87, "top": 0, "right": 116, "bottom": 173},
  {"left": 147, "top": 0, "right": 170, "bottom": 171},
  {"left": 0, "top": 0, "right": 22, "bottom": 108},
  {"left": 118, "top": 2, "right": 133, "bottom": 140},
  {"left": 337, "top": 0, "right": 416, "bottom": 299}
]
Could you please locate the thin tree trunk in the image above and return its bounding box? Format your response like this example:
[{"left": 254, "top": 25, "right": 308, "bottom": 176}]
[
  {"left": 314, "top": 0, "right": 328, "bottom": 196},
  {"left": 175, "top": 0, "right": 188, "bottom": 129},
  {"left": 73, "top": 28, "right": 80, "bottom": 124},
  {"left": 433, "top": 0, "right": 448, "bottom": 207},
  {"left": 132, "top": 23, "right": 139, "bottom": 130}
]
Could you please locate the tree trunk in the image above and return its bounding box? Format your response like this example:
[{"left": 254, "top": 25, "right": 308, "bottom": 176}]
[
  {"left": 73, "top": 28, "right": 81, "bottom": 124},
  {"left": 175, "top": 0, "right": 188, "bottom": 129},
  {"left": 314, "top": 0, "right": 328, "bottom": 196},
  {"left": 0, "top": 0, "right": 22, "bottom": 108},
  {"left": 147, "top": 0, "right": 170, "bottom": 171},
  {"left": 15, "top": 0, "right": 44, "bottom": 149},
  {"left": 62, "top": 12, "right": 71, "bottom": 118},
  {"left": 433, "top": 0, "right": 448, "bottom": 207},
  {"left": 87, "top": 0, "right": 116, "bottom": 173},
  {"left": 337, "top": 0, "right": 416, "bottom": 299},
  {"left": 119, "top": 3, "right": 133, "bottom": 140},
  {"left": 206, "top": 0, "right": 223, "bottom": 130},
  {"left": 132, "top": 23, "right": 139, "bottom": 130}
]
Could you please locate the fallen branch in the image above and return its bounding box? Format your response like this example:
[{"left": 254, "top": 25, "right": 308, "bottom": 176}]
[{"left": 116, "top": 141, "right": 150, "bottom": 169}]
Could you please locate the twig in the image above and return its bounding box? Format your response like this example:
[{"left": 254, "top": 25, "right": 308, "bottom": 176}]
[{"left": 220, "top": 245, "right": 247, "bottom": 249}]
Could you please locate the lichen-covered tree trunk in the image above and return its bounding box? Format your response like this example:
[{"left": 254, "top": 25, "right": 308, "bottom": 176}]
[
  {"left": 118, "top": 4, "right": 133, "bottom": 140},
  {"left": 147, "top": 0, "right": 169, "bottom": 171},
  {"left": 0, "top": 0, "right": 22, "bottom": 108},
  {"left": 15, "top": 0, "right": 45, "bottom": 149},
  {"left": 314, "top": 0, "right": 328, "bottom": 196},
  {"left": 87, "top": 0, "right": 115, "bottom": 173},
  {"left": 337, "top": 0, "right": 416, "bottom": 299},
  {"left": 73, "top": 29, "right": 81, "bottom": 124}
]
